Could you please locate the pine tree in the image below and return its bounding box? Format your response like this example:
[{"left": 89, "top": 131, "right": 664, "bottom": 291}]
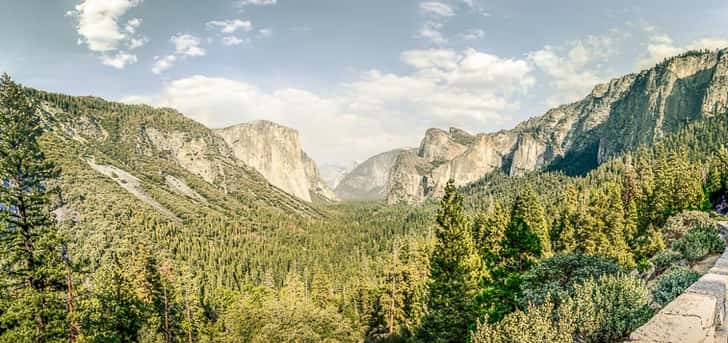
[
  {"left": 78, "top": 258, "right": 146, "bottom": 342},
  {"left": 624, "top": 196, "right": 640, "bottom": 252},
  {"left": 476, "top": 185, "right": 550, "bottom": 323},
  {"left": 417, "top": 180, "right": 482, "bottom": 343},
  {"left": 0, "top": 74, "right": 67, "bottom": 342},
  {"left": 142, "top": 254, "right": 183, "bottom": 343},
  {"left": 503, "top": 185, "right": 550, "bottom": 270},
  {"left": 473, "top": 202, "right": 509, "bottom": 279},
  {"left": 310, "top": 268, "right": 333, "bottom": 309},
  {"left": 553, "top": 185, "right": 579, "bottom": 253},
  {"left": 706, "top": 162, "right": 723, "bottom": 199},
  {"left": 600, "top": 183, "right": 635, "bottom": 267}
]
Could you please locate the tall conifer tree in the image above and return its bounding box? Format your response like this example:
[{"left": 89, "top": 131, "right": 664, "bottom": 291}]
[
  {"left": 0, "top": 74, "right": 67, "bottom": 342},
  {"left": 418, "top": 180, "right": 481, "bottom": 343}
]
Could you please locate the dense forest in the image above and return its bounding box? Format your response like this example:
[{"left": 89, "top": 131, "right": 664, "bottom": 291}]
[{"left": 1, "top": 62, "right": 728, "bottom": 343}]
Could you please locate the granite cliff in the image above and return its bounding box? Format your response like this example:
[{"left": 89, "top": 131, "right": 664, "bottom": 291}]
[
  {"left": 342, "top": 49, "right": 728, "bottom": 203},
  {"left": 215, "top": 120, "right": 336, "bottom": 202}
]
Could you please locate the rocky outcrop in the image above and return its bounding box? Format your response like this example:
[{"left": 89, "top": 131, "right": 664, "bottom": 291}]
[
  {"left": 215, "top": 120, "right": 335, "bottom": 202},
  {"left": 419, "top": 128, "right": 469, "bottom": 161},
  {"left": 143, "top": 127, "right": 233, "bottom": 184},
  {"left": 335, "top": 149, "right": 409, "bottom": 201},
  {"left": 381, "top": 48, "right": 728, "bottom": 203},
  {"left": 384, "top": 129, "right": 515, "bottom": 203}
]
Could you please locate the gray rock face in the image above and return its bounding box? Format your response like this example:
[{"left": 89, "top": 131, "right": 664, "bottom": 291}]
[
  {"left": 381, "top": 48, "right": 728, "bottom": 204},
  {"left": 215, "top": 120, "right": 335, "bottom": 202},
  {"left": 419, "top": 128, "right": 469, "bottom": 162},
  {"left": 143, "top": 126, "right": 234, "bottom": 184},
  {"left": 335, "top": 149, "right": 409, "bottom": 201}
]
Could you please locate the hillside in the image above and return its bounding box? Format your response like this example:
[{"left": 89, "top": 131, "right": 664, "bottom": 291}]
[{"left": 33, "top": 90, "right": 330, "bottom": 219}]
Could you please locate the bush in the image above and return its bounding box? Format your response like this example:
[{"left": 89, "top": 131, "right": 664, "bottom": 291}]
[
  {"left": 559, "top": 274, "right": 653, "bottom": 342},
  {"left": 650, "top": 249, "right": 683, "bottom": 274},
  {"left": 469, "top": 301, "right": 572, "bottom": 343},
  {"left": 670, "top": 224, "right": 725, "bottom": 262},
  {"left": 663, "top": 211, "right": 714, "bottom": 244},
  {"left": 652, "top": 267, "right": 700, "bottom": 306},
  {"left": 520, "top": 253, "right": 620, "bottom": 306},
  {"left": 472, "top": 274, "right": 653, "bottom": 343}
]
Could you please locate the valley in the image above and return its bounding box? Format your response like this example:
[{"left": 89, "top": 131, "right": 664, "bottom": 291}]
[{"left": 3, "top": 4, "right": 728, "bottom": 341}]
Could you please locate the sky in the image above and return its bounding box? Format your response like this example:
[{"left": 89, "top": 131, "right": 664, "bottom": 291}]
[{"left": 2, "top": 0, "right": 728, "bottom": 166}]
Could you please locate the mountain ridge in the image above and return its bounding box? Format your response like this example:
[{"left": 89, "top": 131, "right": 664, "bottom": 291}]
[{"left": 337, "top": 48, "right": 728, "bottom": 204}]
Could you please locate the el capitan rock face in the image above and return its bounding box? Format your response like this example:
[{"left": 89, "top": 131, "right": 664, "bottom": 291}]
[
  {"left": 215, "top": 120, "right": 335, "bottom": 202},
  {"left": 373, "top": 49, "right": 728, "bottom": 203}
]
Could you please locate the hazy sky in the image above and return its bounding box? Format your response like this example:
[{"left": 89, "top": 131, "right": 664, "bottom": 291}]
[{"left": 2, "top": 0, "right": 728, "bottom": 165}]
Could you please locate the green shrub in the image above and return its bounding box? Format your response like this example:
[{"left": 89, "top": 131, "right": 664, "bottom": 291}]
[
  {"left": 472, "top": 274, "right": 653, "bottom": 343},
  {"left": 469, "top": 301, "right": 572, "bottom": 343},
  {"left": 671, "top": 224, "right": 725, "bottom": 262},
  {"left": 559, "top": 274, "right": 653, "bottom": 342},
  {"left": 652, "top": 267, "right": 700, "bottom": 306},
  {"left": 650, "top": 249, "right": 683, "bottom": 273},
  {"left": 520, "top": 253, "right": 619, "bottom": 306},
  {"left": 663, "top": 211, "right": 713, "bottom": 244}
]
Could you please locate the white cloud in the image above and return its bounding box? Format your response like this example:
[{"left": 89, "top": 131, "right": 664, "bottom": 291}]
[
  {"left": 259, "top": 28, "right": 273, "bottom": 38},
  {"left": 459, "top": 29, "right": 484, "bottom": 41},
  {"left": 128, "top": 37, "right": 148, "bottom": 50},
  {"left": 418, "top": 22, "right": 447, "bottom": 45},
  {"left": 151, "top": 34, "right": 205, "bottom": 75},
  {"left": 235, "top": 0, "right": 276, "bottom": 6},
  {"left": 528, "top": 32, "right": 621, "bottom": 105},
  {"left": 71, "top": 0, "right": 141, "bottom": 52},
  {"left": 124, "top": 48, "right": 535, "bottom": 163},
  {"left": 206, "top": 19, "right": 253, "bottom": 34},
  {"left": 152, "top": 55, "right": 177, "bottom": 75},
  {"left": 100, "top": 52, "right": 137, "bottom": 69},
  {"left": 125, "top": 18, "right": 142, "bottom": 35},
  {"left": 419, "top": 2, "right": 455, "bottom": 17},
  {"left": 222, "top": 36, "right": 248, "bottom": 46},
  {"left": 446, "top": 49, "right": 535, "bottom": 92},
  {"left": 401, "top": 49, "right": 459, "bottom": 70},
  {"left": 527, "top": 24, "right": 728, "bottom": 108},
  {"left": 206, "top": 19, "right": 259, "bottom": 46},
  {"left": 637, "top": 34, "right": 728, "bottom": 69},
  {"left": 417, "top": 1, "right": 457, "bottom": 45},
  {"left": 171, "top": 34, "right": 206, "bottom": 57},
  {"left": 69, "top": 0, "right": 145, "bottom": 68}
]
